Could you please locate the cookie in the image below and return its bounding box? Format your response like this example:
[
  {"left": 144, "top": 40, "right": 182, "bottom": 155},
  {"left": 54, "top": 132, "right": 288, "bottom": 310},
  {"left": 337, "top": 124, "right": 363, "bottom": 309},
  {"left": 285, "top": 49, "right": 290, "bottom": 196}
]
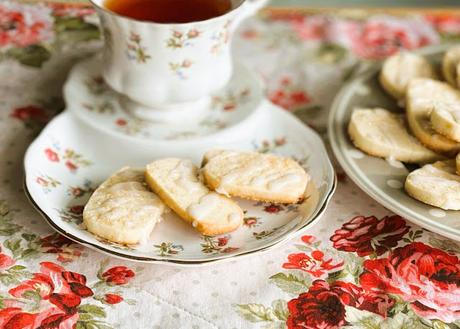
[
  {"left": 348, "top": 108, "right": 441, "bottom": 163},
  {"left": 201, "top": 150, "right": 309, "bottom": 204},
  {"left": 405, "top": 160, "right": 460, "bottom": 210},
  {"left": 442, "top": 46, "right": 460, "bottom": 87},
  {"left": 379, "top": 52, "right": 436, "bottom": 102},
  {"left": 457, "top": 153, "right": 460, "bottom": 175},
  {"left": 430, "top": 101, "right": 460, "bottom": 142},
  {"left": 406, "top": 79, "right": 460, "bottom": 156},
  {"left": 145, "top": 158, "right": 243, "bottom": 236},
  {"left": 83, "top": 167, "right": 165, "bottom": 245}
]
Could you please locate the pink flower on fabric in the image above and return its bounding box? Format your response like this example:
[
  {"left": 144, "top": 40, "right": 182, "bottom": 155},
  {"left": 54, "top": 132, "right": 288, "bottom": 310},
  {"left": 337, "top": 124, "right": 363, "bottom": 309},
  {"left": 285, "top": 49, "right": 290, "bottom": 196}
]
[
  {"left": 0, "top": 2, "right": 54, "bottom": 48},
  {"left": 283, "top": 250, "right": 343, "bottom": 277},
  {"left": 360, "top": 242, "right": 460, "bottom": 322}
]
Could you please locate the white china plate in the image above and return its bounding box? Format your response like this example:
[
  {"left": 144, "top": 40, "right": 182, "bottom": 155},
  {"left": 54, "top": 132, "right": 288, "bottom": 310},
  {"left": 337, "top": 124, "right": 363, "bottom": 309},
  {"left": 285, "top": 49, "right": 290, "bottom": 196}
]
[
  {"left": 329, "top": 43, "right": 460, "bottom": 242},
  {"left": 25, "top": 102, "right": 335, "bottom": 265},
  {"left": 65, "top": 56, "right": 264, "bottom": 142}
]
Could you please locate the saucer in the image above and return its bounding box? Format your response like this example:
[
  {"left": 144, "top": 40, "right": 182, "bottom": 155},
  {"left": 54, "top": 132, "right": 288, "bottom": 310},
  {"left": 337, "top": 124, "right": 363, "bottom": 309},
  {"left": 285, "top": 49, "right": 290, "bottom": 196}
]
[
  {"left": 64, "top": 56, "right": 264, "bottom": 142},
  {"left": 24, "top": 102, "right": 336, "bottom": 266}
]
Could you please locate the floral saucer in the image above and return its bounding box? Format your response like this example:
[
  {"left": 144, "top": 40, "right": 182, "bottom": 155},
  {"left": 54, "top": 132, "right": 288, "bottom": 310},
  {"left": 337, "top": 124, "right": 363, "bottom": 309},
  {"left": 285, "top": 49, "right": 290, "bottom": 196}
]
[
  {"left": 24, "top": 101, "right": 336, "bottom": 265},
  {"left": 64, "top": 56, "right": 264, "bottom": 142}
]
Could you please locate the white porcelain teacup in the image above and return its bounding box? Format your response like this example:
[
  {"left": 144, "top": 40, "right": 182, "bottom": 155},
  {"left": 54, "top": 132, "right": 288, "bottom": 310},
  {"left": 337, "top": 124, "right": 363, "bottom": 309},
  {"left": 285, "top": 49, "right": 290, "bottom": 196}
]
[{"left": 90, "top": 0, "right": 268, "bottom": 122}]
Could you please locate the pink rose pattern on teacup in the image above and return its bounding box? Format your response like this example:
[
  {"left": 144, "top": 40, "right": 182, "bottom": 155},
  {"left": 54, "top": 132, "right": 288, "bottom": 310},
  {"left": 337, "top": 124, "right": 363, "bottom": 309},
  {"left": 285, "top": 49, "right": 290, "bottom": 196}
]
[
  {"left": 169, "top": 59, "right": 194, "bottom": 79},
  {"left": 166, "top": 29, "right": 201, "bottom": 49},
  {"left": 126, "top": 31, "right": 151, "bottom": 63},
  {"left": 211, "top": 20, "right": 231, "bottom": 54},
  {"left": 123, "top": 23, "right": 232, "bottom": 77}
]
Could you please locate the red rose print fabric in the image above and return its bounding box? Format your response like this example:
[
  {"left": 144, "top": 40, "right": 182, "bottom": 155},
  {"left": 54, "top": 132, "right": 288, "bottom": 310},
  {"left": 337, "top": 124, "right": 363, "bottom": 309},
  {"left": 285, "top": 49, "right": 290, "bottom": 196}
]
[
  {"left": 2, "top": 3, "right": 460, "bottom": 328},
  {"left": 4, "top": 262, "right": 92, "bottom": 329},
  {"left": 330, "top": 215, "right": 409, "bottom": 256},
  {"left": 0, "top": 2, "right": 54, "bottom": 48},
  {"left": 287, "top": 280, "right": 394, "bottom": 329},
  {"left": 360, "top": 242, "right": 460, "bottom": 323},
  {"left": 102, "top": 266, "right": 135, "bottom": 285},
  {"left": 282, "top": 250, "right": 343, "bottom": 277},
  {"left": 238, "top": 214, "right": 460, "bottom": 329}
]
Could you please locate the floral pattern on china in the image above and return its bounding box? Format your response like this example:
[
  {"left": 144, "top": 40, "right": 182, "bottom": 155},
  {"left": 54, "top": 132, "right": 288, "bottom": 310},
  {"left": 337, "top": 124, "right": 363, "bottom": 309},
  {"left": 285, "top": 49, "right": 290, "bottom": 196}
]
[
  {"left": 91, "top": 0, "right": 269, "bottom": 119},
  {"left": 65, "top": 55, "right": 264, "bottom": 141},
  {"left": 24, "top": 98, "right": 335, "bottom": 263}
]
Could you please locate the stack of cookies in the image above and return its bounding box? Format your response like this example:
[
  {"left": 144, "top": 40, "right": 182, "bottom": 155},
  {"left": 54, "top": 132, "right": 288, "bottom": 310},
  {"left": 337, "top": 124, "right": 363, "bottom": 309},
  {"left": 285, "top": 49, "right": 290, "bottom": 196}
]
[
  {"left": 83, "top": 150, "right": 310, "bottom": 245},
  {"left": 348, "top": 47, "right": 460, "bottom": 210}
]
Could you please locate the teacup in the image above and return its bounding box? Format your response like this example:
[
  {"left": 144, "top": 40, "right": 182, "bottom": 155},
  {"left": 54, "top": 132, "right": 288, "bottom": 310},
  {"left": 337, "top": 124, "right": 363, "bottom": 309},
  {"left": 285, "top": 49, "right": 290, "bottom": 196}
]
[{"left": 90, "top": 0, "right": 268, "bottom": 122}]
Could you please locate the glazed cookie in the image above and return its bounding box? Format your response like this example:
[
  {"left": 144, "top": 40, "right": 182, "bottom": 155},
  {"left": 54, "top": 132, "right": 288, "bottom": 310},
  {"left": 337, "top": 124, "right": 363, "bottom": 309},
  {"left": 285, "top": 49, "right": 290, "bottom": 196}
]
[
  {"left": 145, "top": 158, "right": 243, "bottom": 236},
  {"left": 430, "top": 101, "right": 460, "bottom": 142},
  {"left": 442, "top": 46, "right": 460, "bottom": 87},
  {"left": 348, "top": 108, "right": 441, "bottom": 163},
  {"left": 405, "top": 160, "right": 460, "bottom": 210},
  {"left": 201, "top": 150, "right": 309, "bottom": 204},
  {"left": 83, "top": 167, "right": 166, "bottom": 245},
  {"left": 406, "top": 79, "right": 460, "bottom": 156},
  {"left": 379, "top": 52, "right": 436, "bottom": 102}
]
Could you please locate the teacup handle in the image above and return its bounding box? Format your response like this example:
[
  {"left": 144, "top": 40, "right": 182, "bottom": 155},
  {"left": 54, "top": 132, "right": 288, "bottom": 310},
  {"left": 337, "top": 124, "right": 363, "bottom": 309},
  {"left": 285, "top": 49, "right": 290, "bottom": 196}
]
[{"left": 231, "top": 0, "right": 269, "bottom": 31}]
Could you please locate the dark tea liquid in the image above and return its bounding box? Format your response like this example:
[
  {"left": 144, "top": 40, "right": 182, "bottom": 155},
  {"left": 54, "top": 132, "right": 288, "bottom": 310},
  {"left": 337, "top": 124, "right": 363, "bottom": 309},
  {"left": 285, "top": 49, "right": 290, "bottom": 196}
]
[{"left": 104, "top": 0, "right": 234, "bottom": 23}]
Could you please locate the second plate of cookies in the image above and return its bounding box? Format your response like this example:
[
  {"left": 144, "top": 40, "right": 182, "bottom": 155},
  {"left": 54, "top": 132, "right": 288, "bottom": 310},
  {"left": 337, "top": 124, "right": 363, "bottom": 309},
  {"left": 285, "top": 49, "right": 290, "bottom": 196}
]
[
  {"left": 329, "top": 43, "right": 460, "bottom": 242},
  {"left": 24, "top": 101, "right": 336, "bottom": 265}
]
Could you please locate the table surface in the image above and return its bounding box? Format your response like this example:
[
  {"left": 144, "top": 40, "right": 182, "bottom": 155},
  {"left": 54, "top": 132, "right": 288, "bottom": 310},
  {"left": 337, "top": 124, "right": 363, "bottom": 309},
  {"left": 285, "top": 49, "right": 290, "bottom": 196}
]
[{"left": 1, "top": 2, "right": 460, "bottom": 329}]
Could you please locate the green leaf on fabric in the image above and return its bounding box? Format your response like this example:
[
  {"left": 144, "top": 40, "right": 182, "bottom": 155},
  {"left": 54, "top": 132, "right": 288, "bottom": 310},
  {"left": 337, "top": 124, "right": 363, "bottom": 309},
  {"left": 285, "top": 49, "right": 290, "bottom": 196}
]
[
  {"left": 431, "top": 320, "right": 451, "bottom": 329},
  {"left": 262, "top": 322, "right": 287, "bottom": 329},
  {"left": 54, "top": 17, "right": 100, "bottom": 43},
  {"left": 97, "top": 259, "right": 109, "bottom": 281},
  {"left": 234, "top": 303, "right": 278, "bottom": 322},
  {"left": 76, "top": 322, "right": 90, "bottom": 329},
  {"left": 341, "top": 253, "right": 364, "bottom": 282},
  {"left": 271, "top": 300, "right": 289, "bottom": 321},
  {"left": 293, "top": 244, "right": 312, "bottom": 252},
  {"left": 78, "top": 313, "right": 94, "bottom": 322},
  {"left": 21, "top": 233, "right": 37, "bottom": 241},
  {"left": 5, "top": 45, "right": 51, "bottom": 68},
  {"left": 343, "top": 306, "right": 383, "bottom": 329},
  {"left": 315, "top": 43, "right": 347, "bottom": 64},
  {"left": 22, "top": 248, "right": 39, "bottom": 259},
  {"left": 78, "top": 304, "right": 106, "bottom": 318},
  {"left": 345, "top": 305, "right": 435, "bottom": 329},
  {"left": 4, "top": 233, "right": 41, "bottom": 260},
  {"left": 327, "top": 270, "right": 347, "bottom": 284},
  {"left": 440, "top": 33, "right": 460, "bottom": 43},
  {"left": 0, "top": 200, "right": 22, "bottom": 236},
  {"left": 4, "top": 238, "right": 22, "bottom": 258},
  {"left": 23, "top": 290, "right": 41, "bottom": 301},
  {"left": 0, "top": 265, "right": 31, "bottom": 286},
  {"left": 77, "top": 320, "right": 113, "bottom": 329},
  {"left": 125, "top": 299, "right": 136, "bottom": 305},
  {"left": 9, "top": 265, "right": 26, "bottom": 271},
  {"left": 0, "top": 201, "right": 9, "bottom": 216},
  {"left": 54, "top": 17, "right": 94, "bottom": 32},
  {"left": 269, "top": 273, "right": 311, "bottom": 295},
  {"left": 403, "top": 229, "right": 424, "bottom": 243}
]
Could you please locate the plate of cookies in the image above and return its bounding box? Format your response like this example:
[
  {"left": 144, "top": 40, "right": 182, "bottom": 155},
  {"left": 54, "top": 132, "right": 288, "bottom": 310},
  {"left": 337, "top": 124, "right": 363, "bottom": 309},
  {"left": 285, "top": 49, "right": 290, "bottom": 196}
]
[
  {"left": 24, "top": 101, "right": 335, "bottom": 265},
  {"left": 329, "top": 43, "right": 460, "bottom": 241}
]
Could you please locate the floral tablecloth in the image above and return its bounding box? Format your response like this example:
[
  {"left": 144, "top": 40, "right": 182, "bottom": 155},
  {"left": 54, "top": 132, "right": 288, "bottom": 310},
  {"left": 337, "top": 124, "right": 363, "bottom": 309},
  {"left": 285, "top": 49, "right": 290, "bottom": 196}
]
[{"left": 1, "top": 2, "right": 460, "bottom": 328}]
